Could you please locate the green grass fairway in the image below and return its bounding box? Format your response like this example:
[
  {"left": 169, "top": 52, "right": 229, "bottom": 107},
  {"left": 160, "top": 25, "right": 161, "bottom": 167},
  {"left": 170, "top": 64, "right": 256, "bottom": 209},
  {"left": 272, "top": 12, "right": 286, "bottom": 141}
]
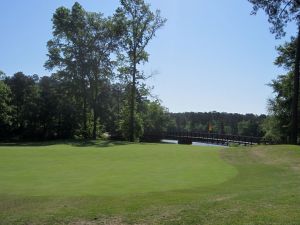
[
  {"left": 0, "top": 143, "right": 236, "bottom": 196},
  {"left": 0, "top": 142, "right": 300, "bottom": 225}
]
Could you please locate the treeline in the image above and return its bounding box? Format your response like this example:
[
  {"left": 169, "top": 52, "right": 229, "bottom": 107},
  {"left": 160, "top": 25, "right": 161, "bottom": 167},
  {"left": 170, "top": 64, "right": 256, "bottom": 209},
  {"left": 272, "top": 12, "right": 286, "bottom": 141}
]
[
  {"left": 0, "top": 71, "right": 172, "bottom": 140},
  {"left": 168, "top": 112, "right": 266, "bottom": 137},
  {"left": 0, "top": 0, "right": 171, "bottom": 141},
  {"left": 0, "top": 70, "right": 269, "bottom": 141}
]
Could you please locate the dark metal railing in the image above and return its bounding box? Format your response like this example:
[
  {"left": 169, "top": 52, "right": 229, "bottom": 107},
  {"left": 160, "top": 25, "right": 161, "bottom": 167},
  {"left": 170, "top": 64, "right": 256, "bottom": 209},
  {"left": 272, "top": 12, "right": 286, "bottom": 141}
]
[{"left": 142, "top": 131, "right": 262, "bottom": 146}]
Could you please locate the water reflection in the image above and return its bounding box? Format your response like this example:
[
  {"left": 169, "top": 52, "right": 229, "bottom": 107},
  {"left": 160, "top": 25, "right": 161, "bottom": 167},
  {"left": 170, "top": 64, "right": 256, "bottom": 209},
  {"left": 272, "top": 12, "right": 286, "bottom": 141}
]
[{"left": 161, "top": 139, "right": 228, "bottom": 147}]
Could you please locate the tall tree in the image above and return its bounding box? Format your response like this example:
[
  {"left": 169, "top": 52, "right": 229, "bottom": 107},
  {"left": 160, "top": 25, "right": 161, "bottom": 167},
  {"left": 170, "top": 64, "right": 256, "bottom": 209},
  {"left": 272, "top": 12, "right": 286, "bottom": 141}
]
[
  {"left": 116, "top": 0, "right": 166, "bottom": 141},
  {"left": 46, "top": 3, "right": 123, "bottom": 139},
  {"left": 45, "top": 2, "right": 91, "bottom": 138},
  {"left": 85, "top": 12, "right": 123, "bottom": 139},
  {"left": 269, "top": 38, "right": 297, "bottom": 142},
  {"left": 262, "top": 38, "right": 298, "bottom": 143},
  {"left": 248, "top": 0, "right": 300, "bottom": 144}
]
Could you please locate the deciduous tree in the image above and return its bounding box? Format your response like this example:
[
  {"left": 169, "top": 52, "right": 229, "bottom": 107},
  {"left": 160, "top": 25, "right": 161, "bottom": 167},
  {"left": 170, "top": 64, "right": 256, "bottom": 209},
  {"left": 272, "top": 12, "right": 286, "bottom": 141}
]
[
  {"left": 45, "top": 2, "right": 91, "bottom": 138},
  {"left": 115, "top": 0, "right": 166, "bottom": 141}
]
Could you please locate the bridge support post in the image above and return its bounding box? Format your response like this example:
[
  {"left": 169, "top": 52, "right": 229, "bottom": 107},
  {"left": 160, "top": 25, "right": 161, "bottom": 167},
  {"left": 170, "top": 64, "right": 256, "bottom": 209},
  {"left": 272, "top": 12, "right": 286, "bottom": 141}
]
[{"left": 178, "top": 138, "right": 192, "bottom": 145}]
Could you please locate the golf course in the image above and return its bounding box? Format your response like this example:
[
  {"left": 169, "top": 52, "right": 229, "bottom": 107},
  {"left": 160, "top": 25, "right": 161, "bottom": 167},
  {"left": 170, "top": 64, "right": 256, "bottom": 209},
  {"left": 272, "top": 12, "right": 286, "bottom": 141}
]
[{"left": 0, "top": 142, "right": 299, "bottom": 225}]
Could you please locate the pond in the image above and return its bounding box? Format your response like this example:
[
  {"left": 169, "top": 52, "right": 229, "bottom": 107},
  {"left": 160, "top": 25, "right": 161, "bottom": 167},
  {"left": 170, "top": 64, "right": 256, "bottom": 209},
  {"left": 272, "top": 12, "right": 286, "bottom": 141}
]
[{"left": 161, "top": 139, "right": 228, "bottom": 147}]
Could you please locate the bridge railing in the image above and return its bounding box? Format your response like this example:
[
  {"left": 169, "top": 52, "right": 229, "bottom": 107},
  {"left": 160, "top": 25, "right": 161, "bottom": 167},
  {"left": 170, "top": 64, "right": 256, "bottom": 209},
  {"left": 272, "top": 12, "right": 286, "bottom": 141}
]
[{"left": 142, "top": 131, "right": 262, "bottom": 145}]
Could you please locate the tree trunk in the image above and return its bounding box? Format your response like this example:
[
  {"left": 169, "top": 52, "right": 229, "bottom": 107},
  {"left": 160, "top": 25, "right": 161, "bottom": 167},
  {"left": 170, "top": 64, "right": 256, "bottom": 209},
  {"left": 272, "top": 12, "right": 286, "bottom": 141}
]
[
  {"left": 92, "top": 82, "right": 98, "bottom": 140},
  {"left": 92, "top": 105, "right": 97, "bottom": 139},
  {"left": 129, "top": 55, "right": 137, "bottom": 142},
  {"left": 291, "top": 26, "right": 300, "bottom": 144},
  {"left": 83, "top": 83, "right": 88, "bottom": 139},
  {"left": 129, "top": 71, "right": 136, "bottom": 142}
]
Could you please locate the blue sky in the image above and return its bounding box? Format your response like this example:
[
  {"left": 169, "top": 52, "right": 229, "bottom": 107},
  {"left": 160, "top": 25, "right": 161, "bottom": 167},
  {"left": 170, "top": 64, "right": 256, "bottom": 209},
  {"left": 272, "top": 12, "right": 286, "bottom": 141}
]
[{"left": 0, "top": 0, "right": 297, "bottom": 114}]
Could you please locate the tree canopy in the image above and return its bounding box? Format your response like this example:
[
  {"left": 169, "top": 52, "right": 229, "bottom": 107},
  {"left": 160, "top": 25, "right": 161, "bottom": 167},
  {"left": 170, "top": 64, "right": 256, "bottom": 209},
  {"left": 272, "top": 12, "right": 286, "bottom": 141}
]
[
  {"left": 249, "top": 0, "right": 300, "bottom": 144},
  {"left": 0, "top": 1, "right": 170, "bottom": 141},
  {"left": 115, "top": 0, "right": 166, "bottom": 141}
]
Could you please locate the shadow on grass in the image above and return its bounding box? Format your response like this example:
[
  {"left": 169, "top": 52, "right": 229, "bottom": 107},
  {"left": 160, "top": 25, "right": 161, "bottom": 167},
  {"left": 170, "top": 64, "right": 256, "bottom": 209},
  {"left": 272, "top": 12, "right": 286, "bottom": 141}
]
[
  {"left": 0, "top": 141, "right": 59, "bottom": 147},
  {"left": 70, "top": 140, "right": 131, "bottom": 148},
  {"left": 0, "top": 139, "right": 132, "bottom": 148}
]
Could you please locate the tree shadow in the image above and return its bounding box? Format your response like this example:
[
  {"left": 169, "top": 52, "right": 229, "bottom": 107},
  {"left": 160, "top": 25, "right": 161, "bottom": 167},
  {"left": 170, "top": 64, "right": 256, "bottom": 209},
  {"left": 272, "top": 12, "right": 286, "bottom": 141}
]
[
  {"left": 0, "top": 139, "right": 131, "bottom": 148},
  {"left": 69, "top": 140, "right": 131, "bottom": 148},
  {"left": 0, "top": 141, "right": 60, "bottom": 147}
]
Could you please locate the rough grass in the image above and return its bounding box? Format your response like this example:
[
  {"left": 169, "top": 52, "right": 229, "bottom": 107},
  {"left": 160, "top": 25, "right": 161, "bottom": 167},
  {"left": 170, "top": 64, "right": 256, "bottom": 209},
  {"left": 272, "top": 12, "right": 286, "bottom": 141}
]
[{"left": 0, "top": 142, "right": 300, "bottom": 225}]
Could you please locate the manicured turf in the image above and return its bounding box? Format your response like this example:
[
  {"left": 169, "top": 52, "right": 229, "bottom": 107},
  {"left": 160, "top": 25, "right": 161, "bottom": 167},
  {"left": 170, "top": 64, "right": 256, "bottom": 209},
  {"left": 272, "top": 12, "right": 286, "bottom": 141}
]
[
  {"left": 0, "top": 142, "right": 235, "bottom": 196},
  {"left": 0, "top": 142, "right": 300, "bottom": 224}
]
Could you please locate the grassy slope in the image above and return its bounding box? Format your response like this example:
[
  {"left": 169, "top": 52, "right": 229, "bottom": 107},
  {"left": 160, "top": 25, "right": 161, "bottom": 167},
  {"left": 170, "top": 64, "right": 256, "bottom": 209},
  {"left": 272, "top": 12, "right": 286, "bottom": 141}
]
[{"left": 0, "top": 142, "right": 299, "bottom": 225}]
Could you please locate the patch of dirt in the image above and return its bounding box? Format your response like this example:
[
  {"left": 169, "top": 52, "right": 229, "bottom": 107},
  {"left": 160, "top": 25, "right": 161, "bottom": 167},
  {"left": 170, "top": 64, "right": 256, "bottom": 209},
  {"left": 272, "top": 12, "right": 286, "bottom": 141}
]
[
  {"left": 290, "top": 163, "right": 300, "bottom": 172},
  {"left": 211, "top": 194, "right": 238, "bottom": 202},
  {"left": 126, "top": 205, "right": 187, "bottom": 225},
  {"left": 70, "top": 221, "right": 98, "bottom": 225},
  {"left": 70, "top": 217, "right": 125, "bottom": 225}
]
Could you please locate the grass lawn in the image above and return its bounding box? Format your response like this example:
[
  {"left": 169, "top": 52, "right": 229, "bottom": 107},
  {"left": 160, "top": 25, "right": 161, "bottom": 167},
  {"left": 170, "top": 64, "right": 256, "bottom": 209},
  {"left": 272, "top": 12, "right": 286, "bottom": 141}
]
[{"left": 0, "top": 142, "right": 299, "bottom": 225}]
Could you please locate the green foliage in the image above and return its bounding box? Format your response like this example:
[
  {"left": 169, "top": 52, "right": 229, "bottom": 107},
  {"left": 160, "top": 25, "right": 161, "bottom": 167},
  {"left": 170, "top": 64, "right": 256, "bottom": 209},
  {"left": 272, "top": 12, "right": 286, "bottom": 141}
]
[
  {"left": 116, "top": 0, "right": 166, "bottom": 141},
  {"left": 248, "top": 0, "right": 300, "bottom": 144},
  {"left": 45, "top": 3, "right": 91, "bottom": 137},
  {"left": 0, "top": 80, "right": 12, "bottom": 137},
  {"left": 45, "top": 2, "right": 125, "bottom": 139},
  {"left": 0, "top": 2, "right": 170, "bottom": 141},
  {"left": 4, "top": 72, "right": 39, "bottom": 138},
  {"left": 142, "top": 100, "right": 173, "bottom": 134},
  {"left": 261, "top": 116, "right": 283, "bottom": 143},
  {"left": 267, "top": 72, "right": 292, "bottom": 136},
  {"left": 0, "top": 70, "right": 176, "bottom": 141},
  {"left": 274, "top": 37, "right": 297, "bottom": 69},
  {"left": 265, "top": 39, "right": 295, "bottom": 143},
  {"left": 0, "top": 70, "right": 7, "bottom": 80},
  {"left": 116, "top": 0, "right": 167, "bottom": 65},
  {"left": 237, "top": 120, "right": 261, "bottom": 136},
  {"left": 249, "top": 0, "right": 300, "bottom": 38},
  {"left": 38, "top": 76, "right": 60, "bottom": 138},
  {"left": 169, "top": 112, "right": 265, "bottom": 136},
  {"left": 119, "top": 101, "right": 144, "bottom": 141}
]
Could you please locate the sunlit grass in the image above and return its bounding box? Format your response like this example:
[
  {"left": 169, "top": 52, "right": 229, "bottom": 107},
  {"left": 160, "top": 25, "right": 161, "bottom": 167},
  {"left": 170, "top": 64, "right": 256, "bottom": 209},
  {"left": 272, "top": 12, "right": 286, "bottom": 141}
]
[{"left": 0, "top": 142, "right": 299, "bottom": 225}]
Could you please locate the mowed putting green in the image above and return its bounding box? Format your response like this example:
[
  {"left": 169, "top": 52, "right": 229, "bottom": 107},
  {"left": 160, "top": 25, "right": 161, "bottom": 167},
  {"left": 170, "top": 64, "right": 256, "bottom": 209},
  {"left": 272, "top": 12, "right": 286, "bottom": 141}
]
[
  {"left": 1, "top": 142, "right": 300, "bottom": 225},
  {"left": 0, "top": 143, "right": 236, "bottom": 196}
]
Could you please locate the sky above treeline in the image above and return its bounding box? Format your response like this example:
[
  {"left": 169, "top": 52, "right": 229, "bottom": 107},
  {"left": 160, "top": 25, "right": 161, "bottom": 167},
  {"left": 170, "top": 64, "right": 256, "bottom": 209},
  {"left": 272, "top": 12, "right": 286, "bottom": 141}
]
[{"left": 0, "top": 0, "right": 297, "bottom": 115}]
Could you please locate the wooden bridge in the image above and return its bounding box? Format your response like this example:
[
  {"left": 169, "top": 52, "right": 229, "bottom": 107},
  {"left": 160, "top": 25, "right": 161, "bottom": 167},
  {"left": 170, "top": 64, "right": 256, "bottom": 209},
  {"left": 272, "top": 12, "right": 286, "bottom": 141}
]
[{"left": 141, "top": 131, "right": 262, "bottom": 146}]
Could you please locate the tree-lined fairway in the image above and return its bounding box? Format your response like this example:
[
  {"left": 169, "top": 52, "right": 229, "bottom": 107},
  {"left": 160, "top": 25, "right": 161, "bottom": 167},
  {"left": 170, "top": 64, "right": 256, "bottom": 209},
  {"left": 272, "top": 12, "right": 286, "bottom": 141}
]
[{"left": 1, "top": 142, "right": 300, "bottom": 224}]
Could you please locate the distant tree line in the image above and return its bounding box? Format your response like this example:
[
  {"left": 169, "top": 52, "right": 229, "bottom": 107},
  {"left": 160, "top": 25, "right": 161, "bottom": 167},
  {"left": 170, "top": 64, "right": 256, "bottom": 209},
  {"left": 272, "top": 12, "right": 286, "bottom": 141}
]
[
  {"left": 0, "top": 70, "right": 267, "bottom": 140},
  {"left": 0, "top": 71, "right": 173, "bottom": 141},
  {"left": 0, "top": 68, "right": 268, "bottom": 141},
  {"left": 167, "top": 112, "right": 266, "bottom": 137}
]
